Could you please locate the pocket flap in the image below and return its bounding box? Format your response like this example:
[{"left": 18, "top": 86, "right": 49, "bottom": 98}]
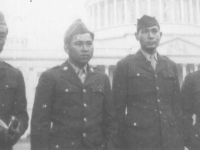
[
  {"left": 128, "top": 69, "right": 150, "bottom": 78},
  {"left": 57, "top": 84, "right": 79, "bottom": 93},
  {"left": 125, "top": 116, "right": 152, "bottom": 128},
  {"left": 91, "top": 85, "right": 104, "bottom": 93},
  {"left": 0, "top": 81, "right": 17, "bottom": 91},
  {"left": 162, "top": 70, "right": 175, "bottom": 78}
]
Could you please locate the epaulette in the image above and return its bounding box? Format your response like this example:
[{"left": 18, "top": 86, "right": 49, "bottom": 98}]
[
  {"left": 52, "top": 65, "right": 60, "bottom": 69},
  {"left": 1, "top": 61, "right": 14, "bottom": 69},
  {"left": 162, "top": 55, "right": 174, "bottom": 62},
  {"left": 91, "top": 65, "right": 102, "bottom": 72},
  {"left": 126, "top": 53, "right": 134, "bottom": 58},
  {"left": 162, "top": 55, "right": 169, "bottom": 59},
  {"left": 122, "top": 53, "right": 135, "bottom": 61}
]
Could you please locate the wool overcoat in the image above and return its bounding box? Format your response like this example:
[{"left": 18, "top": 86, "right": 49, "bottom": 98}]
[
  {"left": 181, "top": 70, "right": 200, "bottom": 150},
  {"left": 112, "top": 50, "right": 184, "bottom": 150},
  {"left": 31, "top": 61, "right": 116, "bottom": 150},
  {"left": 0, "top": 61, "right": 28, "bottom": 150}
]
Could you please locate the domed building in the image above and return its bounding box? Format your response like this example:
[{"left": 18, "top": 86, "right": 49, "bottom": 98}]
[
  {"left": 0, "top": 0, "right": 200, "bottom": 140},
  {"left": 85, "top": 0, "right": 200, "bottom": 85}
]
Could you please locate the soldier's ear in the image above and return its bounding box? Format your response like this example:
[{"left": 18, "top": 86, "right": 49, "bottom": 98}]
[
  {"left": 160, "top": 32, "right": 162, "bottom": 38},
  {"left": 64, "top": 44, "right": 69, "bottom": 54},
  {"left": 6, "top": 27, "right": 8, "bottom": 36},
  {"left": 135, "top": 32, "right": 139, "bottom": 41}
]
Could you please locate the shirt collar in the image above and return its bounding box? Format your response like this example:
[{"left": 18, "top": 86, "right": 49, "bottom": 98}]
[
  {"left": 140, "top": 49, "right": 158, "bottom": 61},
  {"left": 68, "top": 59, "right": 87, "bottom": 74}
]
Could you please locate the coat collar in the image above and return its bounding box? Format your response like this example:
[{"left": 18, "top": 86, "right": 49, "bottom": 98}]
[
  {"left": 134, "top": 50, "right": 167, "bottom": 74},
  {"left": 140, "top": 49, "right": 158, "bottom": 61},
  {"left": 155, "top": 52, "right": 167, "bottom": 74},
  {"left": 0, "top": 61, "right": 6, "bottom": 79},
  {"left": 60, "top": 60, "right": 99, "bottom": 87}
]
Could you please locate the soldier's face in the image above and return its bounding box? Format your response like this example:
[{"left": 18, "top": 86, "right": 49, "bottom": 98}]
[
  {"left": 135, "top": 26, "right": 162, "bottom": 54},
  {"left": 66, "top": 33, "right": 93, "bottom": 68},
  {"left": 0, "top": 25, "right": 7, "bottom": 53}
]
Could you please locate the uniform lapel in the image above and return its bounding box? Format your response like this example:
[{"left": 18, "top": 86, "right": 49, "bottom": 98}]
[
  {"left": 155, "top": 53, "right": 167, "bottom": 74},
  {"left": 84, "top": 66, "right": 99, "bottom": 86},
  {"left": 60, "top": 61, "right": 83, "bottom": 88},
  {"left": 134, "top": 50, "right": 154, "bottom": 74}
]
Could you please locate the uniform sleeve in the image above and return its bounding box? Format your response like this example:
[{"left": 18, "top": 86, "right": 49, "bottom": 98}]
[
  {"left": 112, "top": 61, "right": 128, "bottom": 148},
  {"left": 102, "top": 75, "right": 117, "bottom": 149},
  {"left": 172, "top": 64, "right": 182, "bottom": 119},
  {"left": 11, "top": 70, "right": 29, "bottom": 145},
  {"left": 171, "top": 64, "right": 184, "bottom": 143},
  {"left": 31, "top": 71, "right": 55, "bottom": 150},
  {"left": 181, "top": 73, "right": 194, "bottom": 148}
]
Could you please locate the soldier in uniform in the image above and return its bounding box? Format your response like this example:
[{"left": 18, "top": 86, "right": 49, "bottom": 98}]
[
  {"left": 31, "top": 19, "right": 116, "bottom": 150},
  {"left": 112, "top": 15, "right": 184, "bottom": 150},
  {"left": 0, "top": 11, "right": 29, "bottom": 150},
  {"left": 181, "top": 71, "right": 200, "bottom": 150}
]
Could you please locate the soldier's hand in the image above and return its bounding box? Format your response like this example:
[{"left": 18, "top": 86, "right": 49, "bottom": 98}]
[
  {"left": 3, "top": 127, "right": 20, "bottom": 145},
  {"left": 3, "top": 116, "right": 20, "bottom": 145}
]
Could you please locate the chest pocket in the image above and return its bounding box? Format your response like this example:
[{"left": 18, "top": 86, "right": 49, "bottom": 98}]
[
  {"left": 0, "top": 81, "right": 17, "bottom": 91},
  {"left": 91, "top": 85, "right": 104, "bottom": 93},
  {"left": 57, "top": 83, "right": 79, "bottom": 94},
  {"left": 0, "top": 81, "right": 17, "bottom": 106},
  {"left": 91, "top": 85, "right": 105, "bottom": 106},
  {"left": 162, "top": 69, "right": 175, "bottom": 94},
  {"left": 56, "top": 83, "right": 79, "bottom": 105},
  {"left": 128, "top": 69, "right": 154, "bottom": 95}
]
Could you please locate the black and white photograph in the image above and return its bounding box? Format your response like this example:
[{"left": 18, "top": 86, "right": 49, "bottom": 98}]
[{"left": 0, "top": 0, "right": 199, "bottom": 150}]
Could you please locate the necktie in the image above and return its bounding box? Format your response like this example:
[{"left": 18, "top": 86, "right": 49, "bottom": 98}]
[
  {"left": 78, "top": 69, "right": 86, "bottom": 83},
  {"left": 150, "top": 55, "right": 157, "bottom": 70}
]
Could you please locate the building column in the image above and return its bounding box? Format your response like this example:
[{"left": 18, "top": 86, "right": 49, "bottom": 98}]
[
  {"left": 124, "top": 0, "right": 128, "bottom": 23},
  {"left": 114, "top": 0, "right": 117, "bottom": 25},
  {"left": 19, "top": 67, "right": 29, "bottom": 82},
  {"left": 89, "top": 6, "right": 93, "bottom": 29},
  {"left": 105, "top": 65, "right": 109, "bottom": 76},
  {"left": 180, "top": 0, "right": 184, "bottom": 23},
  {"left": 91, "top": 5, "right": 95, "bottom": 30},
  {"left": 189, "top": 0, "right": 194, "bottom": 23},
  {"left": 104, "top": 0, "right": 108, "bottom": 27},
  {"left": 197, "top": 0, "right": 200, "bottom": 24},
  {"left": 147, "top": 0, "right": 151, "bottom": 15},
  {"left": 136, "top": 0, "right": 139, "bottom": 18},
  {"left": 18, "top": 67, "right": 30, "bottom": 100},
  {"left": 86, "top": 7, "right": 90, "bottom": 28},
  {"left": 194, "top": 64, "right": 199, "bottom": 71},
  {"left": 182, "top": 64, "right": 187, "bottom": 80},
  {"left": 170, "top": 0, "right": 175, "bottom": 22},
  {"left": 19, "top": 67, "right": 34, "bottom": 109},
  {"left": 97, "top": 2, "right": 101, "bottom": 29},
  {"left": 159, "top": 0, "right": 163, "bottom": 22}
]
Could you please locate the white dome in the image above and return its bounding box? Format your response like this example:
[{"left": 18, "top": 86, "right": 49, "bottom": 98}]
[{"left": 86, "top": 0, "right": 200, "bottom": 34}]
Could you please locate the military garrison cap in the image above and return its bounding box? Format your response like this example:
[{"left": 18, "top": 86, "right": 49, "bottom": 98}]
[
  {"left": 64, "top": 19, "right": 94, "bottom": 44},
  {"left": 137, "top": 15, "right": 160, "bottom": 32},
  {"left": 0, "top": 11, "right": 6, "bottom": 26}
]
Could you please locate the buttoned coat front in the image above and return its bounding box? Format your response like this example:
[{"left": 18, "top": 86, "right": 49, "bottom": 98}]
[
  {"left": 112, "top": 50, "right": 184, "bottom": 150},
  {"left": 31, "top": 61, "right": 116, "bottom": 150},
  {"left": 0, "top": 61, "right": 28, "bottom": 150},
  {"left": 181, "top": 70, "right": 200, "bottom": 150}
]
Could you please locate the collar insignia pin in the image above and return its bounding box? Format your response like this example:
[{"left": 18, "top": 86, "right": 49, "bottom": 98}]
[{"left": 63, "top": 67, "right": 68, "bottom": 71}]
